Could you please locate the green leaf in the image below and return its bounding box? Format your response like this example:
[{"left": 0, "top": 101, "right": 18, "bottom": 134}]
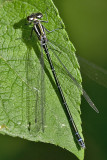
[
  {"left": 0, "top": 0, "right": 11, "bottom": 5},
  {"left": 0, "top": 0, "right": 84, "bottom": 159}
]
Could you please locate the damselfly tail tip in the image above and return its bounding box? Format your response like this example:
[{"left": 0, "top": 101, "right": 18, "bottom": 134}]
[
  {"left": 78, "top": 141, "right": 86, "bottom": 149},
  {"left": 80, "top": 142, "right": 86, "bottom": 149},
  {"left": 78, "top": 139, "right": 86, "bottom": 149},
  {"left": 82, "top": 145, "right": 86, "bottom": 149}
]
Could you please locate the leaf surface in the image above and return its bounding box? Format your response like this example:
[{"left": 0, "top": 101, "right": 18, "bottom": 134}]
[{"left": 0, "top": 0, "right": 84, "bottom": 159}]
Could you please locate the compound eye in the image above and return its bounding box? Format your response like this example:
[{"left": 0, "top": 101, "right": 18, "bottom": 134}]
[
  {"left": 36, "top": 13, "right": 43, "bottom": 19},
  {"left": 27, "top": 16, "right": 34, "bottom": 21}
]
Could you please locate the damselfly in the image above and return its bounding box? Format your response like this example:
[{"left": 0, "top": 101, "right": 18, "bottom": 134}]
[{"left": 26, "top": 12, "right": 99, "bottom": 149}]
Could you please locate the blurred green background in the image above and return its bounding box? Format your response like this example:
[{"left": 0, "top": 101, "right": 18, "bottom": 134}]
[{"left": 0, "top": 0, "right": 107, "bottom": 160}]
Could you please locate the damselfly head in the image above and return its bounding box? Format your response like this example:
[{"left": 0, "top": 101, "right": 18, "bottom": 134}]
[
  {"left": 27, "top": 13, "right": 43, "bottom": 22},
  {"left": 35, "top": 13, "right": 43, "bottom": 19}
]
